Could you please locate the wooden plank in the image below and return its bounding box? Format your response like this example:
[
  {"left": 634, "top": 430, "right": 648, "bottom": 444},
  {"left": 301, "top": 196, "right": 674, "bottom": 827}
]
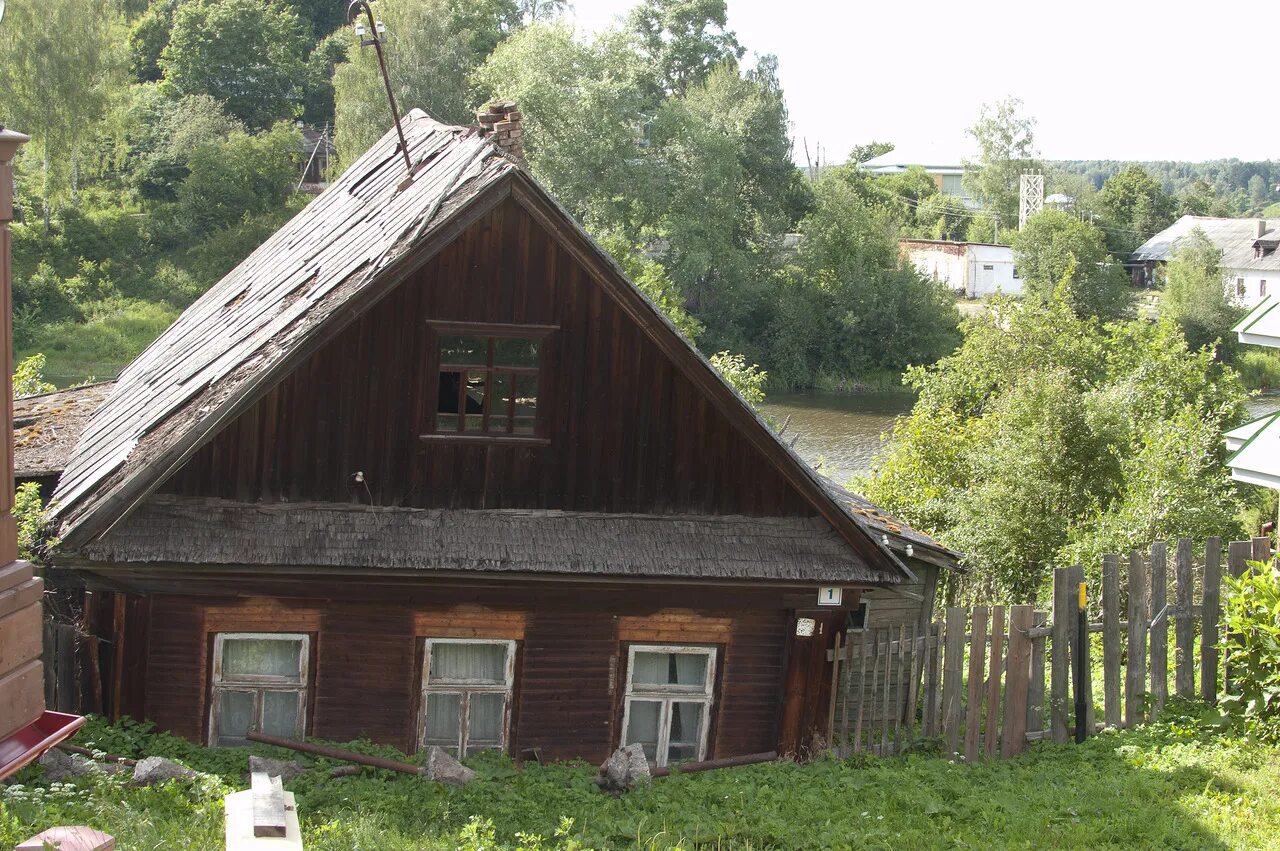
[
  {"left": 985, "top": 606, "right": 1004, "bottom": 759},
  {"left": 854, "top": 628, "right": 868, "bottom": 753},
  {"left": 1251, "top": 536, "right": 1270, "bottom": 564},
  {"left": 1225, "top": 541, "right": 1250, "bottom": 695},
  {"left": 1126, "top": 550, "right": 1147, "bottom": 727},
  {"left": 1002, "top": 605, "right": 1033, "bottom": 758},
  {"left": 250, "top": 771, "right": 287, "bottom": 838},
  {"left": 1150, "top": 541, "right": 1168, "bottom": 721},
  {"left": 905, "top": 623, "right": 922, "bottom": 739},
  {"left": 881, "top": 627, "right": 892, "bottom": 754},
  {"left": 924, "top": 622, "right": 942, "bottom": 738},
  {"left": 1101, "top": 554, "right": 1122, "bottom": 728},
  {"left": 1174, "top": 538, "right": 1195, "bottom": 699},
  {"left": 1050, "top": 567, "right": 1071, "bottom": 743},
  {"left": 826, "top": 630, "right": 841, "bottom": 747},
  {"left": 1068, "top": 564, "right": 1094, "bottom": 735},
  {"left": 894, "top": 624, "right": 907, "bottom": 751},
  {"left": 840, "top": 630, "right": 853, "bottom": 755},
  {"left": 964, "top": 607, "right": 987, "bottom": 762},
  {"left": 1027, "top": 610, "right": 1047, "bottom": 734},
  {"left": 941, "top": 607, "right": 966, "bottom": 757},
  {"left": 1201, "top": 538, "right": 1222, "bottom": 705}
]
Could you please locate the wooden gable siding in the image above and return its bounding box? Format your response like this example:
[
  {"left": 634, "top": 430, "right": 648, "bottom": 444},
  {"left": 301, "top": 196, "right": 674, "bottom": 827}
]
[
  {"left": 129, "top": 583, "right": 793, "bottom": 762},
  {"left": 161, "top": 198, "right": 809, "bottom": 517}
]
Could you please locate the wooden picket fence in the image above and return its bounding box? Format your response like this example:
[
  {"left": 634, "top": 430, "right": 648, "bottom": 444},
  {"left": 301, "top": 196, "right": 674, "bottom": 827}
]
[{"left": 827, "top": 536, "right": 1268, "bottom": 760}]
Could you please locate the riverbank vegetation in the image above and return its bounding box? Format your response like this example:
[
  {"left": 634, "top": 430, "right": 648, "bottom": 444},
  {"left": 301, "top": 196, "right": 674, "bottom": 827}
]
[{"left": 2, "top": 709, "right": 1277, "bottom": 849}]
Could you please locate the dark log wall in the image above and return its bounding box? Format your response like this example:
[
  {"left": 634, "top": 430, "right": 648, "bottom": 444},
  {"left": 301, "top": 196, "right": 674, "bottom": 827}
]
[
  {"left": 130, "top": 587, "right": 791, "bottom": 762},
  {"left": 162, "top": 198, "right": 810, "bottom": 518}
]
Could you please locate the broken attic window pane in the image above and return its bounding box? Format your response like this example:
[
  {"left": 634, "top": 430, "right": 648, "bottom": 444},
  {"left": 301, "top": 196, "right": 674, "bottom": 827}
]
[{"left": 435, "top": 332, "right": 542, "bottom": 436}]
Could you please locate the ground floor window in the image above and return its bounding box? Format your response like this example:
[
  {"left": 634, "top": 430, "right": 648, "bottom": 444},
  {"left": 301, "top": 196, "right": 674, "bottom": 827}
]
[
  {"left": 621, "top": 645, "right": 716, "bottom": 767},
  {"left": 420, "top": 638, "right": 515, "bottom": 757},
  {"left": 209, "top": 633, "right": 309, "bottom": 747}
]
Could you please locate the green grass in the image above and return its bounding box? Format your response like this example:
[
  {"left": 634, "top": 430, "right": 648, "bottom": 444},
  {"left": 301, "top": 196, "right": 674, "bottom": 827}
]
[
  {"left": 17, "top": 298, "right": 181, "bottom": 386},
  {"left": 2, "top": 712, "right": 1278, "bottom": 849}
]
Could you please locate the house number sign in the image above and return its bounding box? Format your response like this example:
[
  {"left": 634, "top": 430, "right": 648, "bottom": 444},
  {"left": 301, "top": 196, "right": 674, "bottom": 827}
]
[{"left": 817, "top": 586, "right": 843, "bottom": 606}]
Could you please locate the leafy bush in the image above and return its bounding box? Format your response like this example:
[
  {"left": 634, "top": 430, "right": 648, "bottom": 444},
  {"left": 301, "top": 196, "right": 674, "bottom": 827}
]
[
  {"left": 177, "top": 123, "right": 301, "bottom": 234},
  {"left": 19, "top": 298, "right": 180, "bottom": 385},
  {"left": 1236, "top": 349, "right": 1280, "bottom": 391},
  {"left": 13, "top": 353, "right": 55, "bottom": 397},
  {"left": 1220, "top": 561, "right": 1280, "bottom": 741}
]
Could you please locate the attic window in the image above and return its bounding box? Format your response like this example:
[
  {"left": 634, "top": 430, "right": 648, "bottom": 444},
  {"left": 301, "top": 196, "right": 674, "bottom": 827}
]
[{"left": 429, "top": 324, "right": 553, "bottom": 440}]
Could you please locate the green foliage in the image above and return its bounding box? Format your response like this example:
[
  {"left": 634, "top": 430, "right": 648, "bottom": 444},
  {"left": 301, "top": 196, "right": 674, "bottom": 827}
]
[
  {"left": 177, "top": 123, "right": 301, "bottom": 233},
  {"left": 18, "top": 298, "right": 181, "bottom": 386},
  {"left": 626, "top": 0, "right": 742, "bottom": 98},
  {"left": 596, "top": 232, "right": 702, "bottom": 341},
  {"left": 2, "top": 716, "right": 1280, "bottom": 849},
  {"left": 1236, "top": 349, "right": 1280, "bottom": 391},
  {"left": 1220, "top": 561, "right": 1280, "bottom": 742},
  {"left": 1013, "top": 210, "right": 1130, "bottom": 320},
  {"left": 1096, "top": 165, "right": 1176, "bottom": 255},
  {"left": 159, "top": 0, "right": 310, "bottom": 130},
  {"left": 13, "top": 482, "right": 54, "bottom": 562},
  {"left": 1160, "top": 227, "right": 1244, "bottom": 357},
  {"left": 13, "top": 354, "right": 56, "bottom": 398},
  {"left": 916, "top": 193, "right": 970, "bottom": 242},
  {"left": 864, "top": 298, "right": 1245, "bottom": 602},
  {"left": 962, "top": 97, "right": 1039, "bottom": 230},
  {"left": 127, "top": 0, "right": 181, "bottom": 83},
  {"left": 709, "top": 351, "right": 766, "bottom": 408}
]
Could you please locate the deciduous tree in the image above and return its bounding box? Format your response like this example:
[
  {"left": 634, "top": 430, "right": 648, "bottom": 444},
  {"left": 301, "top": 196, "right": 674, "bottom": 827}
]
[
  {"left": 1013, "top": 210, "right": 1130, "bottom": 320},
  {"left": 1160, "top": 227, "right": 1243, "bottom": 356},
  {"left": 962, "top": 97, "right": 1039, "bottom": 233}
]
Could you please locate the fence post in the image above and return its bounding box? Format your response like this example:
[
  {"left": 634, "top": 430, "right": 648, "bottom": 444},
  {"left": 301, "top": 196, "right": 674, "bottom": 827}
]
[
  {"left": 1149, "top": 541, "right": 1168, "bottom": 721},
  {"left": 941, "top": 608, "right": 965, "bottom": 757},
  {"left": 923, "top": 622, "right": 941, "bottom": 737},
  {"left": 881, "top": 627, "right": 892, "bottom": 754},
  {"left": 1002, "top": 605, "right": 1032, "bottom": 758},
  {"left": 827, "top": 630, "right": 842, "bottom": 748},
  {"left": 1225, "top": 541, "right": 1250, "bottom": 696},
  {"left": 985, "top": 606, "right": 1004, "bottom": 758},
  {"left": 1125, "top": 549, "right": 1147, "bottom": 727},
  {"left": 1251, "top": 536, "right": 1270, "bottom": 564},
  {"left": 1102, "top": 554, "right": 1122, "bottom": 728},
  {"left": 1028, "top": 610, "right": 1047, "bottom": 734},
  {"left": 854, "top": 629, "right": 868, "bottom": 753},
  {"left": 1174, "top": 539, "right": 1195, "bottom": 699},
  {"left": 1051, "top": 567, "right": 1071, "bottom": 743},
  {"left": 1200, "top": 538, "right": 1221, "bottom": 705},
  {"left": 964, "top": 606, "right": 988, "bottom": 762}
]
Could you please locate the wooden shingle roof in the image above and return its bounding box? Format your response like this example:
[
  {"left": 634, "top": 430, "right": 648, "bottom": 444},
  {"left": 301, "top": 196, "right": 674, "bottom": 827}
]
[
  {"left": 14, "top": 382, "right": 114, "bottom": 481},
  {"left": 51, "top": 110, "right": 926, "bottom": 584}
]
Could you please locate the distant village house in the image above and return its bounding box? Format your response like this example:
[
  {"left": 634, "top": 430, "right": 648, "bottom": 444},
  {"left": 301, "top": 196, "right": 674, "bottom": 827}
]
[{"left": 1129, "top": 215, "right": 1279, "bottom": 305}]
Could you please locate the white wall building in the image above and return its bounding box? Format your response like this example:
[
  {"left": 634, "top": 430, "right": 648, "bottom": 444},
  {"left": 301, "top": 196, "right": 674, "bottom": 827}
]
[
  {"left": 1130, "top": 216, "right": 1280, "bottom": 307},
  {"left": 900, "top": 239, "right": 1024, "bottom": 299}
]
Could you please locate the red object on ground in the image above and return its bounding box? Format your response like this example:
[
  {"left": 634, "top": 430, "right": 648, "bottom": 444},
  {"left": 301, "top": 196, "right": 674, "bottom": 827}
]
[
  {"left": 17, "top": 826, "right": 115, "bottom": 851},
  {"left": 0, "top": 710, "right": 86, "bottom": 781}
]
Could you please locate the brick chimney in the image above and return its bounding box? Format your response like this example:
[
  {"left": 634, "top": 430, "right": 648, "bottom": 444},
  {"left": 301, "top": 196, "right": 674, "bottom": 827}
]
[
  {"left": 476, "top": 100, "right": 524, "bottom": 165},
  {"left": 1258, "top": 218, "right": 1269, "bottom": 240}
]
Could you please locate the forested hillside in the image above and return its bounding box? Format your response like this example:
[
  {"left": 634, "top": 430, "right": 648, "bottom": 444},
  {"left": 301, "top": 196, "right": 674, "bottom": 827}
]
[{"left": 0, "top": 0, "right": 960, "bottom": 389}]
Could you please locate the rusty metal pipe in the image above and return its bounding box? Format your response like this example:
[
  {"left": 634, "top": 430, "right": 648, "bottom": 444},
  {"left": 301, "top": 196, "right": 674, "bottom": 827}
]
[
  {"left": 651, "top": 750, "right": 778, "bottom": 778},
  {"left": 347, "top": 0, "right": 412, "bottom": 174},
  {"left": 246, "top": 731, "right": 423, "bottom": 775}
]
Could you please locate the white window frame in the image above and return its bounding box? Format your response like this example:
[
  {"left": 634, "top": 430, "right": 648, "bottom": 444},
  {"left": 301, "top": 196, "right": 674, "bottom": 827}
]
[
  {"left": 208, "top": 632, "right": 309, "bottom": 747},
  {"left": 621, "top": 644, "right": 717, "bottom": 767},
  {"left": 419, "top": 638, "right": 516, "bottom": 758}
]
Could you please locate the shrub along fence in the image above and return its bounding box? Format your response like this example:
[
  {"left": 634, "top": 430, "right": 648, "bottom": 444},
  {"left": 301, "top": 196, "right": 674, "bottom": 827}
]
[{"left": 827, "top": 536, "right": 1268, "bottom": 760}]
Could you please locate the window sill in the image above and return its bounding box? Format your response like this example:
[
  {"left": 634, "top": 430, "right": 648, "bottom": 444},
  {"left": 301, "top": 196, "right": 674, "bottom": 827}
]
[{"left": 419, "top": 434, "right": 551, "bottom": 447}]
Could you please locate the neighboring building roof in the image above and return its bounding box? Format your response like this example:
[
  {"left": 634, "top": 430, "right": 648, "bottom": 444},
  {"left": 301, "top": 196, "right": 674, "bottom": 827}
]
[
  {"left": 899, "top": 239, "right": 1013, "bottom": 257},
  {"left": 13, "top": 382, "right": 115, "bottom": 481},
  {"left": 52, "top": 110, "right": 927, "bottom": 584},
  {"left": 1234, "top": 295, "right": 1280, "bottom": 347},
  {"left": 1130, "top": 215, "right": 1280, "bottom": 272},
  {"left": 1227, "top": 411, "right": 1280, "bottom": 489},
  {"left": 818, "top": 476, "right": 963, "bottom": 571},
  {"left": 860, "top": 148, "right": 966, "bottom": 172}
]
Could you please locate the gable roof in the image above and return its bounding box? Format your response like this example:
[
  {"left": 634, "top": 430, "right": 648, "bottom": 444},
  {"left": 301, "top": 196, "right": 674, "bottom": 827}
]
[
  {"left": 1130, "top": 215, "right": 1280, "bottom": 272},
  {"left": 51, "top": 110, "right": 924, "bottom": 583},
  {"left": 1234, "top": 294, "right": 1280, "bottom": 347}
]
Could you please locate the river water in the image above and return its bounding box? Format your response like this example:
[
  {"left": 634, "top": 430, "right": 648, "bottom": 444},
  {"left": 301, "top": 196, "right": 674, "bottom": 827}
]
[{"left": 762, "top": 391, "right": 1280, "bottom": 488}]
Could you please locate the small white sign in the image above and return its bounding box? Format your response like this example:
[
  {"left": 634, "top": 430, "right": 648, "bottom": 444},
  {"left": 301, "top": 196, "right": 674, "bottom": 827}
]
[{"left": 817, "top": 586, "right": 843, "bottom": 607}]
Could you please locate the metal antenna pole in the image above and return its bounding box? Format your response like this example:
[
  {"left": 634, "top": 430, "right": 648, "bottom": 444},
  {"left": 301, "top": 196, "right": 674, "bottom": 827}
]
[{"left": 348, "top": 0, "right": 412, "bottom": 174}]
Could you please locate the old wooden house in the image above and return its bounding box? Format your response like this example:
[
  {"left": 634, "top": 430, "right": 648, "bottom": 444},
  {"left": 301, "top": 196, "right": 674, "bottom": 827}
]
[{"left": 48, "top": 109, "right": 958, "bottom": 765}]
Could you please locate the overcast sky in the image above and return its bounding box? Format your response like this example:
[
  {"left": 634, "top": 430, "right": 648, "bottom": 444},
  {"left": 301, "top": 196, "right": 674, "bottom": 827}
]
[{"left": 570, "top": 0, "right": 1279, "bottom": 165}]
